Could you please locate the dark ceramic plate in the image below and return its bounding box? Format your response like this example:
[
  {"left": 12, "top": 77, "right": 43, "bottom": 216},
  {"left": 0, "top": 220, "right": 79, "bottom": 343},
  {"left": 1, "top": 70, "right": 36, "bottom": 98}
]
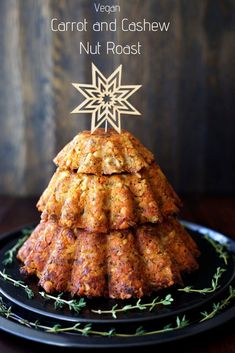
[
  {"left": 0, "top": 296, "right": 235, "bottom": 348},
  {"left": 0, "top": 222, "right": 234, "bottom": 325},
  {"left": 0, "top": 221, "right": 235, "bottom": 347}
]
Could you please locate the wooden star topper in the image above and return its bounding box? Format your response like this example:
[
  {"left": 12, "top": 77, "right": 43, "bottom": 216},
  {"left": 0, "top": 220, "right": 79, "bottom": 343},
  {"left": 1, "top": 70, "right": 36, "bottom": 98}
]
[{"left": 71, "top": 63, "right": 141, "bottom": 133}]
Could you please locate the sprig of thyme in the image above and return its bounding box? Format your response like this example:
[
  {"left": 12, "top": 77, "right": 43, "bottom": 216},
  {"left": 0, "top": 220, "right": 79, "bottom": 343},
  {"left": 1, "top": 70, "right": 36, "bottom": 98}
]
[
  {"left": 0, "top": 297, "right": 12, "bottom": 318},
  {"left": 0, "top": 268, "right": 173, "bottom": 317},
  {"left": 39, "top": 291, "right": 86, "bottom": 313},
  {"left": 1, "top": 287, "right": 235, "bottom": 337},
  {"left": 2, "top": 229, "right": 32, "bottom": 266},
  {"left": 205, "top": 235, "right": 229, "bottom": 265},
  {"left": 0, "top": 295, "right": 188, "bottom": 337},
  {"left": 0, "top": 269, "right": 34, "bottom": 299},
  {"left": 91, "top": 294, "right": 173, "bottom": 319},
  {"left": 200, "top": 285, "right": 235, "bottom": 322},
  {"left": 178, "top": 267, "right": 226, "bottom": 294}
]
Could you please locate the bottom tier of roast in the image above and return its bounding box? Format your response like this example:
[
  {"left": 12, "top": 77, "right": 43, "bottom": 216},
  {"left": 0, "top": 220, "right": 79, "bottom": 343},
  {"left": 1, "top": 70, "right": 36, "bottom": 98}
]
[{"left": 17, "top": 219, "right": 200, "bottom": 299}]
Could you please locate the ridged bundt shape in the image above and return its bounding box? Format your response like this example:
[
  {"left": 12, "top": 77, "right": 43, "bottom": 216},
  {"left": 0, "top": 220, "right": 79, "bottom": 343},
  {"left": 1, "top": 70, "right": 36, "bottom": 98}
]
[
  {"left": 54, "top": 129, "right": 154, "bottom": 174},
  {"left": 17, "top": 129, "right": 200, "bottom": 299},
  {"left": 37, "top": 163, "right": 181, "bottom": 233},
  {"left": 17, "top": 218, "right": 200, "bottom": 299}
]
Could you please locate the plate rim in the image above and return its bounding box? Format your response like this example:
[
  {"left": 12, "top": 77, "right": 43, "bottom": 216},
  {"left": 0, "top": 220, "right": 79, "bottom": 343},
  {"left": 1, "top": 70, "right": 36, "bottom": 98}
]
[
  {"left": 0, "top": 221, "right": 235, "bottom": 347},
  {"left": 0, "top": 301, "right": 235, "bottom": 348}
]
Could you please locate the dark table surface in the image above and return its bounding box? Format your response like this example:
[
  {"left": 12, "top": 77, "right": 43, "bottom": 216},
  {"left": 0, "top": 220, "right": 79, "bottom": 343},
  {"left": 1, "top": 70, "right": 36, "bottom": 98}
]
[{"left": 0, "top": 195, "right": 235, "bottom": 353}]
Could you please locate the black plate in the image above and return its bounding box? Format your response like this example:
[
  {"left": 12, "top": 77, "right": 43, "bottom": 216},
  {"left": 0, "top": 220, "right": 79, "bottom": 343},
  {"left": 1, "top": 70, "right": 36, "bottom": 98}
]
[
  {"left": 0, "top": 287, "right": 235, "bottom": 348},
  {"left": 0, "top": 222, "right": 234, "bottom": 324},
  {"left": 0, "top": 221, "right": 235, "bottom": 347}
]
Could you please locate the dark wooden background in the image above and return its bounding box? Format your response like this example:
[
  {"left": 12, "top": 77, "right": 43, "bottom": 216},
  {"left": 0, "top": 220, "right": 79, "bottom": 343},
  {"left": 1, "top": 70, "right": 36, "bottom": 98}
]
[{"left": 0, "top": 0, "right": 234, "bottom": 196}]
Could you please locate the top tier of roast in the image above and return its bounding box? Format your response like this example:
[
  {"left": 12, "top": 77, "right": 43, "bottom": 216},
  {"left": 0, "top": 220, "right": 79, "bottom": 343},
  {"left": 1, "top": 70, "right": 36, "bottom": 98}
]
[{"left": 54, "top": 129, "right": 154, "bottom": 174}]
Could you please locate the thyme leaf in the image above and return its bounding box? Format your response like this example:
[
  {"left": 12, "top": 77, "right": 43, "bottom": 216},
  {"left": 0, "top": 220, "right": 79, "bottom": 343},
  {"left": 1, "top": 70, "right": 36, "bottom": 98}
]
[
  {"left": 204, "top": 235, "right": 229, "bottom": 265},
  {"left": 2, "top": 231, "right": 31, "bottom": 266},
  {"left": 200, "top": 285, "right": 235, "bottom": 322},
  {"left": 0, "top": 296, "right": 190, "bottom": 337},
  {"left": 21, "top": 228, "right": 34, "bottom": 237},
  {"left": 135, "top": 326, "right": 145, "bottom": 336},
  {"left": 1, "top": 285, "right": 234, "bottom": 338},
  {"left": 91, "top": 294, "right": 173, "bottom": 319},
  {"left": 178, "top": 267, "right": 226, "bottom": 294},
  {"left": 39, "top": 291, "right": 86, "bottom": 313},
  {"left": 0, "top": 269, "right": 34, "bottom": 299}
]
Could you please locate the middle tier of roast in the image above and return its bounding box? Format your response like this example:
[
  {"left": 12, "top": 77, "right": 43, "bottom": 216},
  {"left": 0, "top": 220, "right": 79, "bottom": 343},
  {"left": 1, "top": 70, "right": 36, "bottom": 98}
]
[{"left": 38, "top": 163, "right": 181, "bottom": 233}]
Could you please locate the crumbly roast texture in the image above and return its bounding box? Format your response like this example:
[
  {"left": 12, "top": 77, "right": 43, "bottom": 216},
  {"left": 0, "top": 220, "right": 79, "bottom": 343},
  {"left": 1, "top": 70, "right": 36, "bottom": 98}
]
[
  {"left": 17, "top": 129, "right": 200, "bottom": 299},
  {"left": 54, "top": 129, "right": 154, "bottom": 174},
  {"left": 17, "top": 218, "right": 200, "bottom": 299},
  {"left": 37, "top": 163, "right": 181, "bottom": 233}
]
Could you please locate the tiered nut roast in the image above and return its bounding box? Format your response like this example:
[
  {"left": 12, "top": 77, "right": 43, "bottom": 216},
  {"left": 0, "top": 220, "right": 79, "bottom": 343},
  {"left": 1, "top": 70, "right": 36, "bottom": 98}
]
[{"left": 17, "top": 129, "right": 200, "bottom": 299}]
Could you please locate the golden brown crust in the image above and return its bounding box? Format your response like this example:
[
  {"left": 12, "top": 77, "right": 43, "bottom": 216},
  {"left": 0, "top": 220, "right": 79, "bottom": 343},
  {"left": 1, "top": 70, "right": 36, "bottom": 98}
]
[
  {"left": 37, "top": 163, "right": 181, "bottom": 233},
  {"left": 17, "top": 219, "right": 199, "bottom": 299},
  {"left": 39, "top": 228, "right": 76, "bottom": 292},
  {"left": 18, "top": 221, "right": 57, "bottom": 277},
  {"left": 136, "top": 226, "right": 181, "bottom": 289},
  {"left": 17, "top": 222, "right": 45, "bottom": 263},
  {"left": 70, "top": 231, "right": 107, "bottom": 297},
  {"left": 17, "top": 128, "right": 199, "bottom": 300},
  {"left": 107, "top": 230, "right": 145, "bottom": 299},
  {"left": 143, "top": 218, "right": 200, "bottom": 274},
  {"left": 143, "top": 163, "right": 182, "bottom": 215},
  {"left": 54, "top": 129, "right": 154, "bottom": 175}
]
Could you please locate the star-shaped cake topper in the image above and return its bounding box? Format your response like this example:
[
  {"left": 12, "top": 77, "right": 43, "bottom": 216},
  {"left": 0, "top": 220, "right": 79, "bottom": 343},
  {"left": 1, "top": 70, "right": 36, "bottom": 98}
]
[{"left": 71, "top": 63, "right": 141, "bottom": 133}]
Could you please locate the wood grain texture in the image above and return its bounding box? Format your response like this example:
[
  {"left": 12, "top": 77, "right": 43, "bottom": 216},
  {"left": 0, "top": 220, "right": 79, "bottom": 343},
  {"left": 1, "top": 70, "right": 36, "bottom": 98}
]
[{"left": 0, "top": 0, "right": 234, "bottom": 195}]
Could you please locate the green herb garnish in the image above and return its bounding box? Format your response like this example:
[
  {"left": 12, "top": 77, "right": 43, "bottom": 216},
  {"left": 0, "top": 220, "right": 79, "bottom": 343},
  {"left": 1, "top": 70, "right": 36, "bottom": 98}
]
[
  {"left": 39, "top": 291, "right": 86, "bottom": 313},
  {"left": 200, "top": 285, "right": 235, "bottom": 322},
  {"left": 91, "top": 294, "right": 173, "bottom": 319},
  {"left": 205, "top": 235, "right": 229, "bottom": 265},
  {"left": 0, "top": 269, "right": 34, "bottom": 299},
  {"left": 178, "top": 267, "right": 225, "bottom": 294},
  {"left": 2, "top": 230, "right": 31, "bottom": 266}
]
